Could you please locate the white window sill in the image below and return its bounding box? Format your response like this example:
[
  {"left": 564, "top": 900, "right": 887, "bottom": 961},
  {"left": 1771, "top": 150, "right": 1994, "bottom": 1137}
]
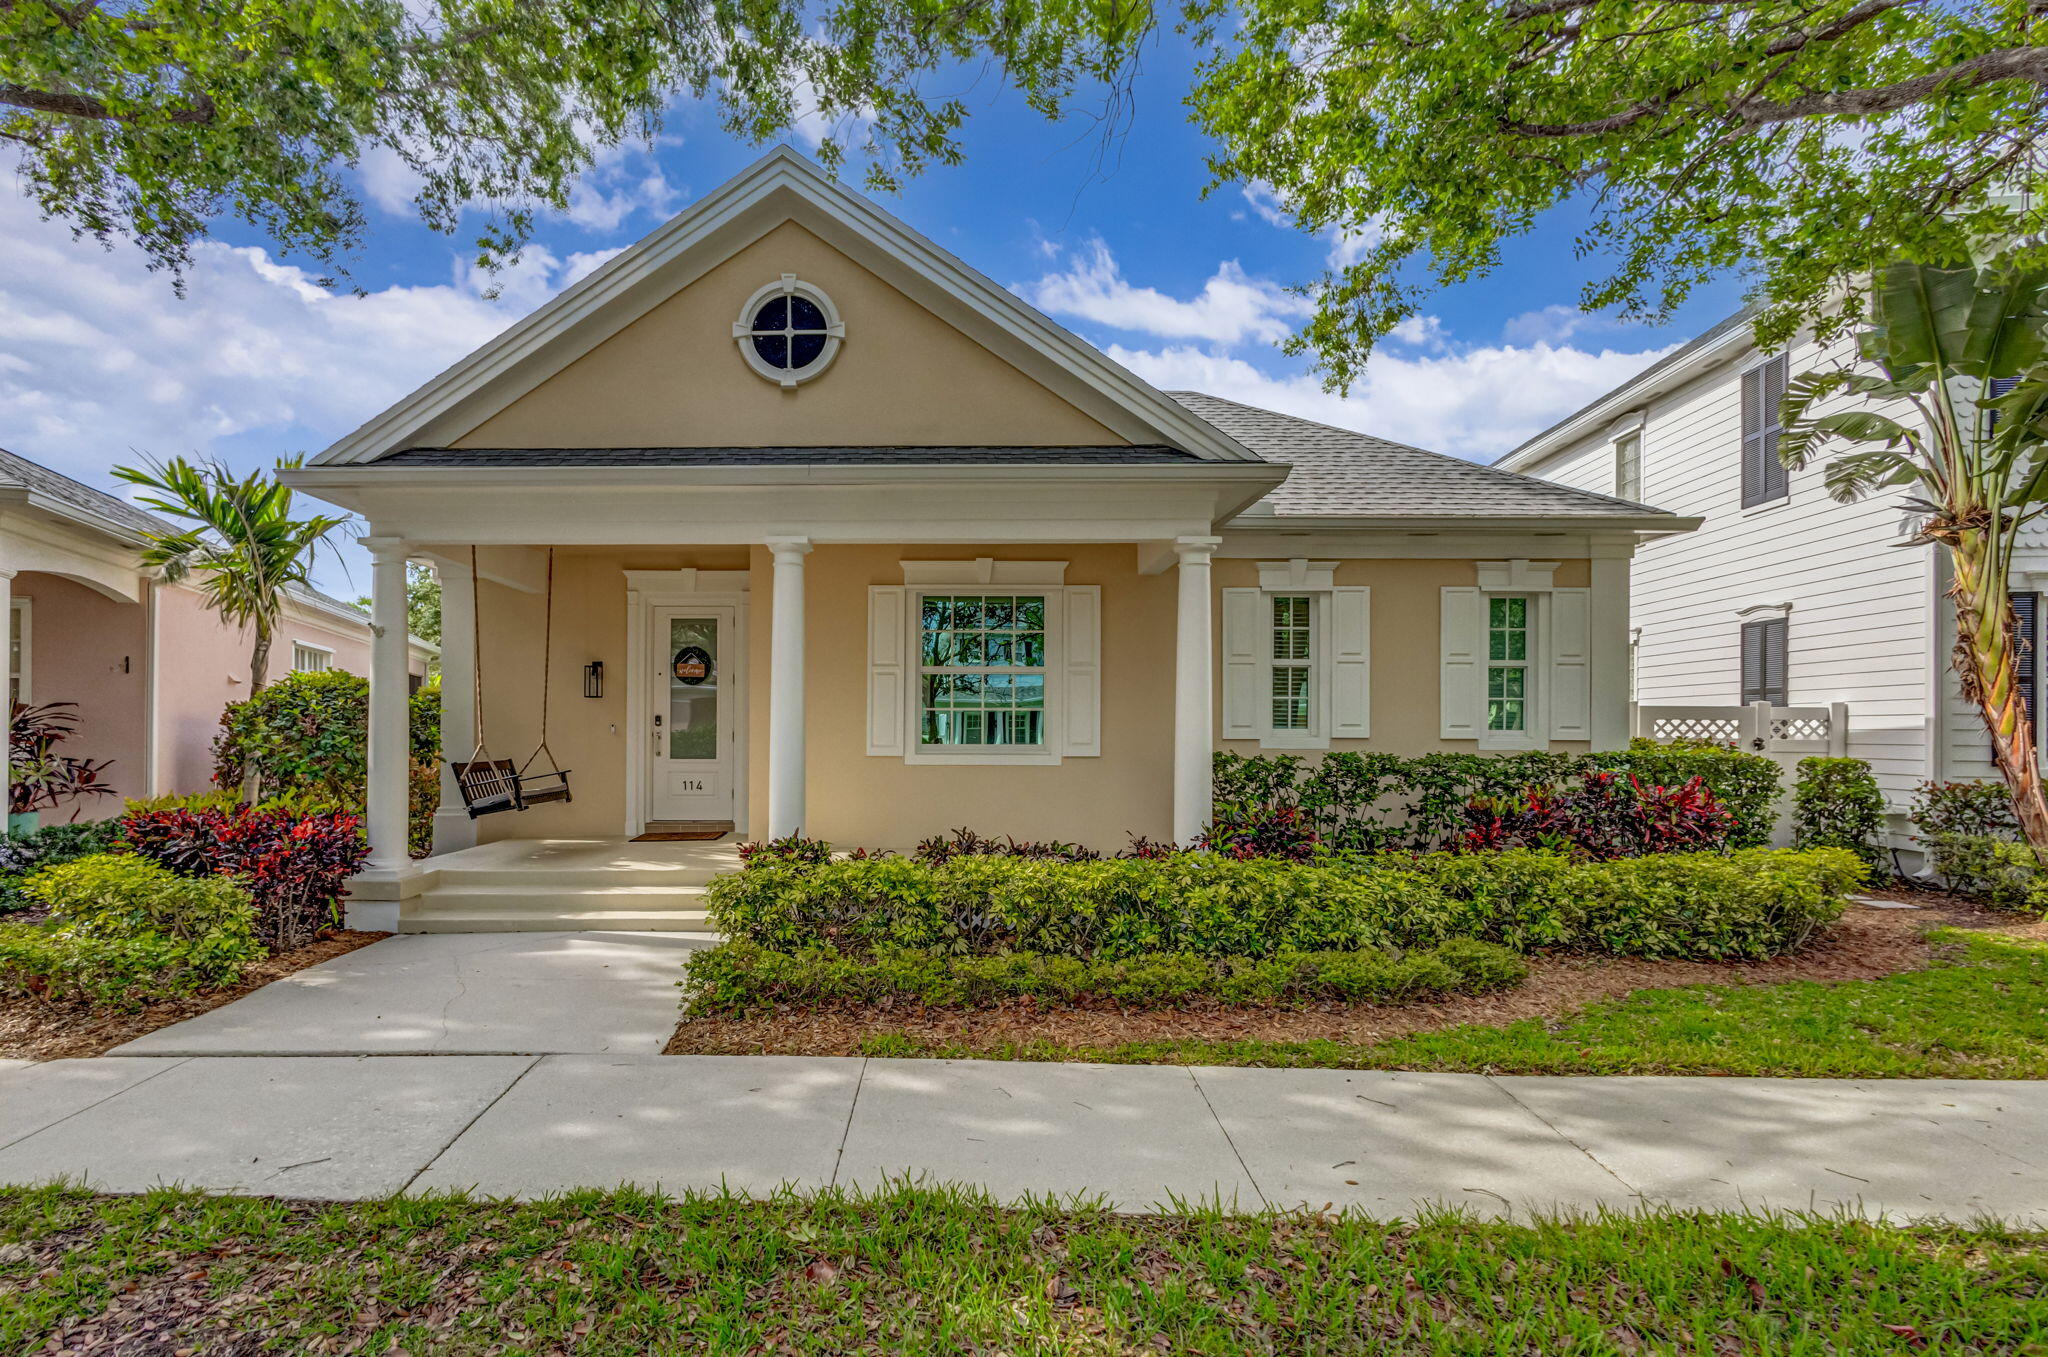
[
  {"left": 1258, "top": 732, "right": 1330, "bottom": 751},
  {"left": 1477, "top": 733, "right": 1544, "bottom": 752},
  {"left": 902, "top": 747, "right": 1062, "bottom": 767},
  {"left": 1740, "top": 495, "right": 1790, "bottom": 518}
]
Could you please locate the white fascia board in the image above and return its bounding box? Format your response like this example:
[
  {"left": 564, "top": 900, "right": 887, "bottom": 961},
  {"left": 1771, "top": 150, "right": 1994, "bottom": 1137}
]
[
  {"left": 1223, "top": 513, "right": 1702, "bottom": 536},
  {"left": 1494, "top": 326, "right": 1754, "bottom": 474},
  {"left": 312, "top": 148, "right": 1261, "bottom": 467},
  {"left": 279, "top": 468, "right": 1272, "bottom": 546},
  {"left": 0, "top": 487, "right": 155, "bottom": 549}
]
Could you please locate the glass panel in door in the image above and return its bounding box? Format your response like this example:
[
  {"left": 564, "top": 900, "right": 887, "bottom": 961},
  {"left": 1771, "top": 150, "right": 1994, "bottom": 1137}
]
[{"left": 668, "top": 617, "right": 719, "bottom": 760}]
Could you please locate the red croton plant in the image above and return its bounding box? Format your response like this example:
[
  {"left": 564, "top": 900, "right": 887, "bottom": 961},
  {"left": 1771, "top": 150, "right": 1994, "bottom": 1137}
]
[
  {"left": 121, "top": 807, "right": 369, "bottom": 950},
  {"left": 1462, "top": 772, "right": 1736, "bottom": 861}
]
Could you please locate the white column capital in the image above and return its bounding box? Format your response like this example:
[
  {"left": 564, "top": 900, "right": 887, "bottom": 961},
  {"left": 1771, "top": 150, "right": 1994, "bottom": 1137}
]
[
  {"left": 765, "top": 536, "right": 814, "bottom": 561},
  {"left": 1174, "top": 535, "right": 1223, "bottom": 564},
  {"left": 360, "top": 535, "right": 410, "bottom": 562}
]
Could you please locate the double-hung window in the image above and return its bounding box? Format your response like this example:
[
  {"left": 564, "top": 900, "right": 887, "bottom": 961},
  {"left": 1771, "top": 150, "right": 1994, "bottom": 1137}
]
[
  {"left": 917, "top": 594, "right": 1047, "bottom": 749},
  {"left": 1269, "top": 595, "right": 1315, "bottom": 733},
  {"left": 1614, "top": 431, "right": 1643, "bottom": 502},
  {"left": 1486, "top": 596, "right": 1532, "bottom": 734}
]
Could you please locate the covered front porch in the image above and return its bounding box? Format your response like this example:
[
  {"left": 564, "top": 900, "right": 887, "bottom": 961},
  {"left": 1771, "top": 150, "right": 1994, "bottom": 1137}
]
[{"left": 313, "top": 453, "right": 1278, "bottom": 929}]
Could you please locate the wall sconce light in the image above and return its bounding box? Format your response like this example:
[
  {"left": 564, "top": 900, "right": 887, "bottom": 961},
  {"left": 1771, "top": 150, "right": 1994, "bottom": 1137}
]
[{"left": 583, "top": 660, "right": 604, "bottom": 699}]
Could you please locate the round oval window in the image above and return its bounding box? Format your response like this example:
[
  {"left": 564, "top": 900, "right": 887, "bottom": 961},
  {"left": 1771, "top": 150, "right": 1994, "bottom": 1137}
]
[{"left": 735, "top": 277, "right": 842, "bottom": 386}]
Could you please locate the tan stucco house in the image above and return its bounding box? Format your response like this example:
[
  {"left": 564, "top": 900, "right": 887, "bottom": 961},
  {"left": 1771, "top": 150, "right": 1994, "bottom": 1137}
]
[
  {"left": 287, "top": 149, "right": 1697, "bottom": 930},
  {"left": 0, "top": 447, "right": 433, "bottom": 818}
]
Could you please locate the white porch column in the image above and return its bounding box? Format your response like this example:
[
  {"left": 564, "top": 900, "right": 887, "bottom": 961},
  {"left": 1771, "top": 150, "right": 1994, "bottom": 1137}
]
[
  {"left": 432, "top": 554, "right": 477, "bottom": 856},
  {"left": 1173, "top": 535, "right": 1221, "bottom": 845},
  {"left": 1589, "top": 553, "right": 1632, "bottom": 752},
  {"left": 766, "top": 537, "right": 812, "bottom": 838},
  {"left": 362, "top": 537, "right": 413, "bottom": 892}
]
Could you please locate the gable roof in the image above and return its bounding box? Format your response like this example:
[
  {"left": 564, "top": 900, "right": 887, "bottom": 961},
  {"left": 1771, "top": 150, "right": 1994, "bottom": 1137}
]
[
  {"left": 314, "top": 148, "right": 1260, "bottom": 467},
  {"left": 374, "top": 444, "right": 1202, "bottom": 467},
  {"left": 1168, "top": 392, "right": 1679, "bottom": 523},
  {"left": 1494, "top": 308, "right": 1759, "bottom": 473},
  {"left": 0, "top": 445, "right": 164, "bottom": 539}
]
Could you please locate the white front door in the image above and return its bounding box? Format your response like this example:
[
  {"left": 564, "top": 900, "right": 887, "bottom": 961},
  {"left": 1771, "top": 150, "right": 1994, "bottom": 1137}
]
[{"left": 648, "top": 605, "right": 738, "bottom": 823}]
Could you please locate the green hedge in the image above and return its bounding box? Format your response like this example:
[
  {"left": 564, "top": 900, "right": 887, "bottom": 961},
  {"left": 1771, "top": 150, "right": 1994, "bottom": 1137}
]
[
  {"left": 1924, "top": 833, "right": 2048, "bottom": 914},
  {"left": 0, "top": 854, "right": 261, "bottom": 1005},
  {"left": 707, "top": 848, "right": 1863, "bottom": 963},
  {"left": 682, "top": 938, "right": 1528, "bottom": 1016},
  {"left": 1214, "top": 744, "right": 1783, "bottom": 851}
]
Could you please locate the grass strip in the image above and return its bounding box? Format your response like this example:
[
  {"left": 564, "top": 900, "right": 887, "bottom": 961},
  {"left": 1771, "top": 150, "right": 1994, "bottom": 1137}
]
[
  {"left": 853, "top": 928, "right": 2048, "bottom": 1078},
  {"left": 3, "top": 1183, "right": 2045, "bottom": 1354}
]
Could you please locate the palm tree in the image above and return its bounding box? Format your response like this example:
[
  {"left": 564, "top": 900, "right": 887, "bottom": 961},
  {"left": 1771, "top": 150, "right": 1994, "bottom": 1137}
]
[
  {"left": 1781, "top": 255, "right": 2048, "bottom": 856},
  {"left": 114, "top": 457, "right": 348, "bottom": 798}
]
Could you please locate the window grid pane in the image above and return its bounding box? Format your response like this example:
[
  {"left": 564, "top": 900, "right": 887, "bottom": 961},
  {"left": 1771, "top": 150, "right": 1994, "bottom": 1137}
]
[
  {"left": 918, "top": 593, "right": 1048, "bottom": 748},
  {"left": 1486, "top": 596, "right": 1529, "bottom": 732}
]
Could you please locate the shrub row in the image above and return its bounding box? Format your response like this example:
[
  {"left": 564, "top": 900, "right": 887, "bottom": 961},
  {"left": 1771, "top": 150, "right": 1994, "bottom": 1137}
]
[
  {"left": 0, "top": 820, "right": 124, "bottom": 914},
  {"left": 707, "top": 847, "right": 1864, "bottom": 963},
  {"left": 0, "top": 855, "right": 261, "bottom": 1005},
  {"left": 1212, "top": 742, "right": 1784, "bottom": 852},
  {"left": 122, "top": 807, "right": 369, "bottom": 952},
  {"left": 682, "top": 938, "right": 1528, "bottom": 1016}
]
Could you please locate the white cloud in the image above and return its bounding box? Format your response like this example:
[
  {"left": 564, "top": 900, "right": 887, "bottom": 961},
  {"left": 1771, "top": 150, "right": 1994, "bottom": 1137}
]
[
  {"left": 353, "top": 132, "right": 678, "bottom": 235},
  {"left": 788, "top": 77, "right": 878, "bottom": 151},
  {"left": 0, "top": 193, "right": 606, "bottom": 490},
  {"left": 1107, "top": 339, "right": 1679, "bottom": 461},
  {"left": 1387, "top": 314, "right": 1450, "bottom": 351},
  {"left": 1019, "top": 240, "right": 1309, "bottom": 345},
  {"left": 1241, "top": 182, "right": 1383, "bottom": 268}
]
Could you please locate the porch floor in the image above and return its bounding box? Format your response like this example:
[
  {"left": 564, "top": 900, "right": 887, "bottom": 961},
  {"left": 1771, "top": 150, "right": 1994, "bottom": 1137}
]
[{"left": 400, "top": 837, "right": 744, "bottom": 933}]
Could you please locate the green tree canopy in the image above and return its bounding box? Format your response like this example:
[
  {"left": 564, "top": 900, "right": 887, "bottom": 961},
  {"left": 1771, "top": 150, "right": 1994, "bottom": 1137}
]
[
  {"left": 1, "top": 0, "right": 1142, "bottom": 285},
  {"left": 1189, "top": 0, "right": 2048, "bottom": 385}
]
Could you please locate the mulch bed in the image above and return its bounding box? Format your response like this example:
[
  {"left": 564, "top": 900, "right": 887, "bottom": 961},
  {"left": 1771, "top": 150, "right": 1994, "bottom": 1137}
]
[
  {"left": 664, "top": 898, "right": 2027, "bottom": 1058},
  {"left": 0, "top": 930, "right": 390, "bottom": 1062}
]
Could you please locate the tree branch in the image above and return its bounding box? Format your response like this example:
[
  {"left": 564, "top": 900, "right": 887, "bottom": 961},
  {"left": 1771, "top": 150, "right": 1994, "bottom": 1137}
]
[{"left": 0, "top": 82, "right": 214, "bottom": 124}]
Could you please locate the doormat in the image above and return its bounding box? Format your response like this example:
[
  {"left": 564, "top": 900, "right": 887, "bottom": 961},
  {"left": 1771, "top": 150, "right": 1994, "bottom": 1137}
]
[{"left": 632, "top": 830, "right": 727, "bottom": 842}]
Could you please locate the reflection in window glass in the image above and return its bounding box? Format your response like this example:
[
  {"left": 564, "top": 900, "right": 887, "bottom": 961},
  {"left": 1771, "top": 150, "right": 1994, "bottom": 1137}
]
[{"left": 918, "top": 594, "right": 1047, "bottom": 747}]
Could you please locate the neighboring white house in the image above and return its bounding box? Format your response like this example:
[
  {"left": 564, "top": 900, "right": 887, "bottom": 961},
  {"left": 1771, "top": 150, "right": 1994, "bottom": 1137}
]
[{"left": 1498, "top": 311, "right": 2031, "bottom": 848}]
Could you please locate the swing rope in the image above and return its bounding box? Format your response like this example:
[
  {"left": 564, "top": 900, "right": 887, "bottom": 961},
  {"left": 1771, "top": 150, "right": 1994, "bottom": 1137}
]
[{"left": 517, "top": 548, "right": 563, "bottom": 781}]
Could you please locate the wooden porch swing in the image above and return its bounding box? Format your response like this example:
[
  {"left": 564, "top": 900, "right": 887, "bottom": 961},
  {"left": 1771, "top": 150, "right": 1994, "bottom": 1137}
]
[{"left": 450, "top": 547, "right": 573, "bottom": 818}]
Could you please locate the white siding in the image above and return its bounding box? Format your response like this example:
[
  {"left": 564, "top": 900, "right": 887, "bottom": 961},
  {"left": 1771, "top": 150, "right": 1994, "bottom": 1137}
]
[{"left": 1519, "top": 332, "right": 1937, "bottom": 809}]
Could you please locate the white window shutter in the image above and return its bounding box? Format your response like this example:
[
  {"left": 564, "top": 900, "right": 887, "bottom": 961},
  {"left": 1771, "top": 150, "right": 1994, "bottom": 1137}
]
[
  {"left": 1330, "top": 587, "right": 1370, "bottom": 738},
  {"left": 1440, "top": 587, "right": 1483, "bottom": 739},
  {"left": 1060, "top": 585, "right": 1102, "bottom": 757},
  {"left": 1549, "top": 587, "right": 1592, "bottom": 740},
  {"left": 1221, "top": 587, "right": 1261, "bottom": 740},
  {"left": 867, "top": 586, "right": 908, "bottom": 756}
]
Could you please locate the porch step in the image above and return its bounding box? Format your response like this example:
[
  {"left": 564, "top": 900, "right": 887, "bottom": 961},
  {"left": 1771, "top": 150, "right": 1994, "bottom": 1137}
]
[
  {"left": 403, "top": 908, "right": 716, "bottom": 934},
  {"left": 429, "top": 864, "right": 731, "bottom": 889}
]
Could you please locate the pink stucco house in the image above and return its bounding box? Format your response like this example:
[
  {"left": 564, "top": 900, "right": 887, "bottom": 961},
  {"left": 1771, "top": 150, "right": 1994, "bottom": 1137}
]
[{"left": 1, "top": 446, "right": 433, "bottom": 818}]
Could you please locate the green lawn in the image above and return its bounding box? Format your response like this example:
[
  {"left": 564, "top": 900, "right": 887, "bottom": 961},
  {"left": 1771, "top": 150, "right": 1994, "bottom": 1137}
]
[
  {"left": 856, "top": 928, "right": 2048, "bottom": 1078},
  {"left": 3, "top": 1184, "right": 2044, "bottom": 1354}
]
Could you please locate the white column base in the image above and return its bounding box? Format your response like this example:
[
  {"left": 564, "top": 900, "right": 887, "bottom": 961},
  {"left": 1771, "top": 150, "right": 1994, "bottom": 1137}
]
[
  {"left": 432, "top": 806, "right": 477, "bottom": 856},
  {"left": 342, "top": 864, "right": 423, "bottom": 932}
]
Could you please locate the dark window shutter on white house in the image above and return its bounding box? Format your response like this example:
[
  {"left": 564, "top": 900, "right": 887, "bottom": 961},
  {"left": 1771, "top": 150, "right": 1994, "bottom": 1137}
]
[
  {"left": 1739, "top": 617, "right": 1787, "bottom": 705},
  {"left": 1740, "top": 356, "right": 1790, "bottom": 507},
  {"left": 1986, "top": 375, "right": 2021, "bottom": 435}
]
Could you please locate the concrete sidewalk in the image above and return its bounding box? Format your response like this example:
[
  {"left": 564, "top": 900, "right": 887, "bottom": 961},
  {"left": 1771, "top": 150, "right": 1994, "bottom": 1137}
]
[{"left": 1, "top": 1055, "right": 2041, "bottom": 1221}]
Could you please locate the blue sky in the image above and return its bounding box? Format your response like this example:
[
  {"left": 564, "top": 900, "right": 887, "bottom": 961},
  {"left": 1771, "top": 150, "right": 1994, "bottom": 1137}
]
[{"left": 0, "top": 33, "right": 1743, "bottom": 599}]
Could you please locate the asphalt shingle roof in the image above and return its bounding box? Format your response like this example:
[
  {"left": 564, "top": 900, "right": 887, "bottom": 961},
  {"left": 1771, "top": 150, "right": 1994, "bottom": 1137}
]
[
  {"left": 1167, "top": 391, "right": 1674, "bottom": 520},
  {"left": 0, "top": 446, "right": 165, "bottom": 536},
  {"left": 0, "top": 445, "right": 369, "bottom": 619},
  {"left": 377, "top": 445, "right": 1203, "bottom": 467}
]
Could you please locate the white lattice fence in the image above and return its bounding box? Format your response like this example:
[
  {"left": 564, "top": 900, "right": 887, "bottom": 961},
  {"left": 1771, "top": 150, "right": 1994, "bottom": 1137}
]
[{"left": 1632, "top": 701, "right": 1848, "bottom": 757}]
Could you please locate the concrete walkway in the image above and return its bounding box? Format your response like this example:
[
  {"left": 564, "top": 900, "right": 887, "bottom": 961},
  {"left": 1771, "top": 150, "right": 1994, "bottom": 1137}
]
[
  {"left": 0, "top": 1055, "right": 2040, "bottom": 1221},
  {"left": 111, "top": 932, "right": 713, "bottom": 1057}
]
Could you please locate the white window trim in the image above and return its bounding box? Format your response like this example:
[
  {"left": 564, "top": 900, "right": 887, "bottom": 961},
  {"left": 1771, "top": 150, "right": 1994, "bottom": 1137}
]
[
  {"left": 1613, "top": 429, "right": 1643, "bottom": 503},
  {"left": 732, "top": 273, "right": 846, "bottom": 388},
  {"left": 1478, "top": 592, "right": 1550, "bottom": 752},
  {"left": 903, "top": 586, "right": 1066, "bottom": 766},
  {"left": 10, "top": 597, "right": 29, "bottom": 704},
  {"left": 290, "top": 639, "right": 335, "bottom": 673}
]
